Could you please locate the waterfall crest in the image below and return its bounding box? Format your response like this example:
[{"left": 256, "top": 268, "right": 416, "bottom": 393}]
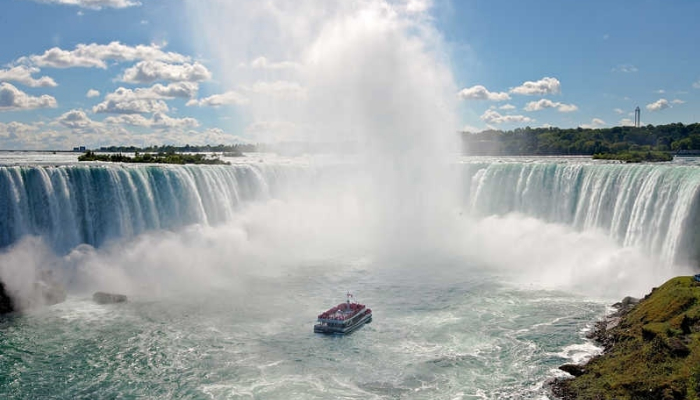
[
  {"left": 0, "top": 164, "right": 285, "bottom": 253},
  {"left": 464, "top": 160, "right": 700, "bottom": 265}
]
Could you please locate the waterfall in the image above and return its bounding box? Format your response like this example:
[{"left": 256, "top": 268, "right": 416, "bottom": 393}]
[
  {"left": 463, "top": 160, "right": 700, "bottom": 265},
  {"left": 0, "top": 163, "right": 289, "bottom": 253}
]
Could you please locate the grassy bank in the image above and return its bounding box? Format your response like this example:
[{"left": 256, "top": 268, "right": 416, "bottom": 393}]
[{"left": 553, "top": 276, "right": 700, "bottom": 400}]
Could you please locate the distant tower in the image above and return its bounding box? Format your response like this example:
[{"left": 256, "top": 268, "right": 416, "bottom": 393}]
[{"left": 634, "top": 106, "right": 641, "bottom": 128}]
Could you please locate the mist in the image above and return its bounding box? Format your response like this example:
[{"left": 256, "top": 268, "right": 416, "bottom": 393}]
[{"left": 0, "top": 1, "right": 685, "bottom": 308}]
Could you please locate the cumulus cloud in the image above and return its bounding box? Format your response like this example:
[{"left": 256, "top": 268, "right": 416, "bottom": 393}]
[
  {"left": 86, "top": 89, "right": 100, "bottom": 98},
  {"left": 671, "top": 99, "right": 685, "bottom": 105},
  {"left": 510, "top": 77, "right": 561, "bottom": 96},
  {"left": 246, "top": 56, "right": 301, "bottom": 70},
  {"left": 524, "top": 98, "right": 578, "bottom": 112},
  {"left": 186, "top": 91, "right": 249, "bottom": 107},
  {"left": 499, "top": 104, "right": 515, "bottom": 110},
  {"left": 457, "top": 85, "right": 510, "bottom": 101},
  {"left": 614, "top": 108, "right": 625, "bottom": 114},
  {"left": 0, "top": 65, "right": 57, "bottom": 87},
  {"left": 480, "top": 109, "right": 533, "bottom": 124},
  {"left": 92, "top": 83, "right": 198, "bottom": 114},
  {"left": 55, "top": 109, "right": 102, "bottom": 130},
  {"left": 0, "top": 82, "right": 57, "bottom": 111},
  {"left": 646, "top": 98, "right": 670, "bottom": 112},
  {"left": 104, "top": 112, "right": 199, "bottom": 129},
  {"left": 612, "top": 64, "right": 638, "bottom": 73},
  {"left": 0, "top": 121, "right": 39, "bottom": 139},
  {"left": 619, "top": 118, "right": 635, "bottom": 126},
  {"left": 121, "top": 61, "right": 212, "bottom": 84},
  {"left": 694, "top": 80, "right": 700, "bottom": 89},
  {"left": 580, "top": 118, "right": 606, "bottom": 129},
  {"left": 24, "top": 42, "right": 188, "bottom": 69},
  {"left": 23, "top": 0, "right": 141, "bottom": 9}
]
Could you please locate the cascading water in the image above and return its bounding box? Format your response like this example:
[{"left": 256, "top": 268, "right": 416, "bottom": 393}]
[
  {"left": 0, "top": 163, "right": 287, "bottom": 253},
  {"left": 463, "top": 158, "right": 700, "bottom": 266}
]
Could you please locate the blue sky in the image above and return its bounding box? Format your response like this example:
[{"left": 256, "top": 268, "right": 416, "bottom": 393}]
[{"left": 0, "top": 0, "right": 698, "bottom": 149}]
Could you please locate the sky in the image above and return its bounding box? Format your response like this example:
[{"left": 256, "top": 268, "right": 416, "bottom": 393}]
[{"left": 0, "top": 0, "right": 699, "bottom": 150}]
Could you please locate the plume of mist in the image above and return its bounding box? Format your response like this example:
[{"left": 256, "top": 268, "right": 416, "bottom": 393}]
[{"left": 187, "top": 0, "right": 461, "bottom": 258}]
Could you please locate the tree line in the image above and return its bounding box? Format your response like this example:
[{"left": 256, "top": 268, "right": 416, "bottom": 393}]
[{"left": 462, "top": 123, "right": 700, "bottom": 156}]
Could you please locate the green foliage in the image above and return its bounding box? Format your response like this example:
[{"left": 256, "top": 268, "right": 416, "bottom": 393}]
[
  {"left": 463, "top": 123, "right": 700, "bottom": 161},
  {"left": 78, "top": 150, "right": 230, "bottom": 165},
  {"left": 592, "top": 150, "right": 673, "bottom": 163},
  {"left": 97, "top": 143, "right": 256, "bottom": 154},
  {"left": 558, "top": 277, "right": 700, "bottom": 399}
]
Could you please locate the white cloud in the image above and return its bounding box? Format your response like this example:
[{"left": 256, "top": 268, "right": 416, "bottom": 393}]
[
  {"left": 580, "top": 118, "right": 606, "bottom": 129},
  {"left": 23, "top": 0, "right": 140, "bottom": 10},
  {"left": 457, "top": 85, "right": 510, "bottom": 101},
  {"left": 121, "top": 61, "right": 212, "bottom": 84},
  {"left": 93, "top": 95, "right": 168, "bottom": 114},
  {"left": 247, "top": 56, "right": 301, "bottom": 70},
  {"left": 655, "top": 89, "right": 665, "bottom": 94},
  {"left": 510, "top": 77, "right": 561, "bottom": 96},
  {"left": 671, "top": 99, "right": 685, "bottom": 105},
  {"left": 0, "top": 82, "right": 57, "bottom": 111},
  {"left": 0, "top": 65, "right": 57, "bottom": 87},
  {"left": 614, "top": 108, "right": 625, "bottom": 114},
  {"left": 646, "top": 98, "right": 670, "bottom": 112},
  {"left": 404, "top": 0, "right": 432, "bottom": 13},
  {"left": 86, "top": 89, "right": 100, "bottom": 98},
  {"left": 104, "top": 112, "right": 199, "bottom": 129},
  {"left": 55, "top": 109, "right": 102, "bottom": 130},
  {"left": 619, "top": 118, "right": 635, "bottom": 126},
  {"left": 92, "top": 83, "right": 198, "bottom": 114},
  {"left": 0, "top": 121, "right": 39, "bottom": 139},
  {"left": 24, "top": 42, "right": 188, "bottom": 69},
  {"left": 523, "top": 98, "right": 578, "bottom": 113},
  {"left": 480, "top": 109, "right": 533, "bottom": 124},
  {"left": 612, "top": 64, "right": 638, "bottom": 73},
  {"left": 499, "top": 104, "right": 515, "bottom": 110},
  {"left": 187, "top": 91, "right": 249, "bottom": 107},
  {"left": 693, "top": 80, "right": 700, "bottom": 89}
]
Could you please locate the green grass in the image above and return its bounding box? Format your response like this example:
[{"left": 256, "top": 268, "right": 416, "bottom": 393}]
[
  {"left": 556, "top": 277, "right": 700, "bottom": 399},
  {"left": 592, "top": 150, "right": 673, "bottom": 163}
]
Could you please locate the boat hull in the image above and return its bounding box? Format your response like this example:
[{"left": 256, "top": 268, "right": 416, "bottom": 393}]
[{"left": 314, "top": 312, "right": 372, "bottom": 335}]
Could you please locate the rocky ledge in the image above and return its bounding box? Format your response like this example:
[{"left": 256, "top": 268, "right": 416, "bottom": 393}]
[{"left": 550, "top": 276, "right": 700, "bottom": 400}]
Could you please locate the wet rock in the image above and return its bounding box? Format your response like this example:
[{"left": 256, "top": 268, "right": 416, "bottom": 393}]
[
  {"left": 93, "top": 292, "right": 127, "bottom": 304},
  {"left": 0, "top": 281, "right": 14, "bottom": 314},
  {"left": 559, "top": 364, "right": 586, "bottom": 377}
]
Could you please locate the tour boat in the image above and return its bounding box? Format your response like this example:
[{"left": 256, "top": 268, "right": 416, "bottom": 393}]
[{"left": 314, "top": 293, "right": 372, "bottom": 335}]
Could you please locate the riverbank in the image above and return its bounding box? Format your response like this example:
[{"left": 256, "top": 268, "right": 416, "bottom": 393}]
[{"left": 551, "top": 276, "right": 700, "bottom": 400}]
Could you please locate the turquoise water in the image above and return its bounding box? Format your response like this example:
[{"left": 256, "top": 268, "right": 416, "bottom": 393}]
[
  {"left": 1, "top": 153, "right": 696, "bottom": 399},
  {"left": 0, "top": 263, "right": 603, "bottom": 399}
]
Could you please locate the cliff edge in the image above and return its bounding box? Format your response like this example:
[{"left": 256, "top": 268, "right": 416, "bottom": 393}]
[{"left": 551, "top": 276, "right": 700, "bottom": 400}]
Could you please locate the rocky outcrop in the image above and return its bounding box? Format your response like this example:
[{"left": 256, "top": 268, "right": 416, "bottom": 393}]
[
  {"left": 550, "top": 277, "right": 700, "bottom": 400},
  {"left": 0, "top": 271, "right": 66, "bottom": 316},
  {"left": 93, "top": 292, "right": 127, "bottom": 304},
  {"left": 0, "top": 281, "right": 14, "bottom": 314}
]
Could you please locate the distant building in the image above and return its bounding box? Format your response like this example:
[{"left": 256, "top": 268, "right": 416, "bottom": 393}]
[
  {"left": 73, "top": 146, "right": 87, "bottom": 152},
  {"left": 634, "top": 106, "right": 641, "bottom": 128}
]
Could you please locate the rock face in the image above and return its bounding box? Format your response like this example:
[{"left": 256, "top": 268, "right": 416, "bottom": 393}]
[
  {"left": 550, "top": 277, "right": 700, "bottom": 400},
  {"left": 0, "top": 281, "right": 14, "bottom": 314},
  {"left": 0, "top": 271, "right": 66, "bottom": 316},
  {"left": 93, "top": 292, "right": 127, "bottom": 304}
]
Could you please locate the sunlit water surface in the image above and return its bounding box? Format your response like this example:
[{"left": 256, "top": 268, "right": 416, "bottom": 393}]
[{"left": 0, "top": 263, "right": 603, "bottom": 400}]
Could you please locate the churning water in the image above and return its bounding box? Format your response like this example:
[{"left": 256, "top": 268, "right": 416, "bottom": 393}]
[{"left": 1, "top": 153, "right": 697, "bottom": 399}]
